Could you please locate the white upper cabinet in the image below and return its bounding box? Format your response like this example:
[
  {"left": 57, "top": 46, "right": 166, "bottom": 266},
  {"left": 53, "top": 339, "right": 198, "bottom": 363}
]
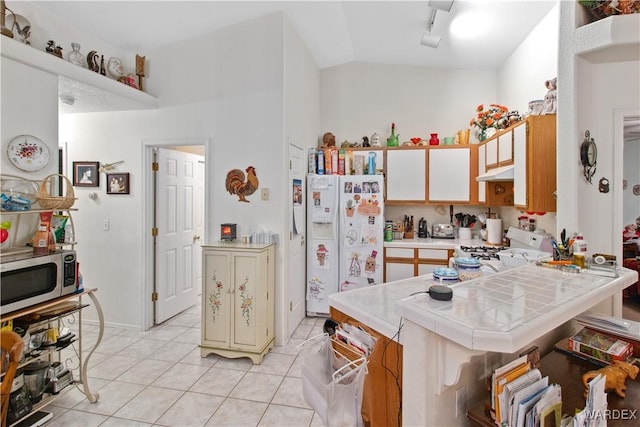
[
  {"left": 428, "top": 147, "right": 471, "bottom": 203},
  {"left": 386, "top": 148, "right": 426, "bottom": 202}
]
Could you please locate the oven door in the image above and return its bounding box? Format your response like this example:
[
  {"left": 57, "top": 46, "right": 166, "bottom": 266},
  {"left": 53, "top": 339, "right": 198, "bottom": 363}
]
[{"left": 1, "top": 256, "right": 61, "bottom": 313}]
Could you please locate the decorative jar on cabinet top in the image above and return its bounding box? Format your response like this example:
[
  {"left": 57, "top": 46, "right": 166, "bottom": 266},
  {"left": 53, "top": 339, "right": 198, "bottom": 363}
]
[
  {"left": 68, "top": 43, "right": 85, "bottom": 67},
  {"left": 429, "top": 133, "right": 439, "bottom": 145}
]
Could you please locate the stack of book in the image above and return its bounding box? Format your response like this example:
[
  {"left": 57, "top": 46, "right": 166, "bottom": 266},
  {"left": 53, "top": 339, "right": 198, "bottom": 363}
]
[{"left": 491, "top": 355, "right": 562, "bottom": 427}]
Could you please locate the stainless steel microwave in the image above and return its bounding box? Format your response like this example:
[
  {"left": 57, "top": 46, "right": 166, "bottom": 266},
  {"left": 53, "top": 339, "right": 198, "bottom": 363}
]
[{"left": 1, "top": 250, "right": 77, "bottom": 314}]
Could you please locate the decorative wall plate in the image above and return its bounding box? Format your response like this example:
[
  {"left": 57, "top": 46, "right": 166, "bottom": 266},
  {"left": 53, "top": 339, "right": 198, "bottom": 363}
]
[
  {"left": 7, "top": 135, "right": 50, "bottom": 172},
  {"left": 634, "top": 185, "right": 640, "bottom": 196}
]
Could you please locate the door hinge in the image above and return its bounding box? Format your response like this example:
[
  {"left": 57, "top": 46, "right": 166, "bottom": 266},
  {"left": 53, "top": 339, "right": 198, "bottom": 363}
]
[
  {"left": 267, "top": 291, "right": 269, "bottom": 300},
  {"left": 290, "top": 301, "right": 293, "bottom": 311},
  {"left": 152, "top": 162, "right": 159, "bottom": 172},
  {"left": 151, "top": 227, "right": 158, "bottom": 236},
  {"left": 151, "top": 292, "right": 158, "bottom": 302},
  {"left": 290, "top": 231, "right": 293, "bottom": 240},
  {"left": 289, "top": 160, "right": 292, "bottom": 169},
  {"left": 266, "top": 328, "right": 269, "bottom": 336}
]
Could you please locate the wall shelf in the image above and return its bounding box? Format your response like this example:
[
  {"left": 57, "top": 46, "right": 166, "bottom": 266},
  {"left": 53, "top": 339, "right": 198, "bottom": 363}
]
[
  {"left": 574, "top": 13, "right": 640, "bottom": 63},
  {"left": 0, "top": 37, "right": 158, "bottom": 113}
]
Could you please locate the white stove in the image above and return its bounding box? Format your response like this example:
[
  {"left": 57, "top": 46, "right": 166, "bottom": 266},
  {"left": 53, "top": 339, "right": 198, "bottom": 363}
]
[
  {"left": 455, "top": 245, "right": 508, "bottom": 261},
  {"left": 452, "top": 245, "right": 507, "bottom": 274}
]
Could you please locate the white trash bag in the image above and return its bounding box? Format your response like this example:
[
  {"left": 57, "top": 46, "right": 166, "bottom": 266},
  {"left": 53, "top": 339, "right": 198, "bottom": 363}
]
[{"left": 299, "top": 334, "right": 368, "bottom": 427}]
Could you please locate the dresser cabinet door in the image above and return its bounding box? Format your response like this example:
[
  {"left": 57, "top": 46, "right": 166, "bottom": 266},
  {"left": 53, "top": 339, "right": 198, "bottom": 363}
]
[{"left": 202, "top": 251, "right": 231, "bottom": 347}]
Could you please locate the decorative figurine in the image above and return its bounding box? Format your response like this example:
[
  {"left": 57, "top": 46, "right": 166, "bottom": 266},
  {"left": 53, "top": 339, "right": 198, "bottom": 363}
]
[
  {"left": 87, "top": 50, "right": 100, "bottom": 72},
  {"left": 362, "top": 136, "right": 370, "bottom": 147},
  {"left": 99, "top": 55, "right": 106, "bottom": 76},
  {"left": 542, "top": 77, "right": 557, "bottom": 114},
  {"left": 582, "top": 361, "right": 639, "bottom": 398},
  {"left": 46, "top": 40, "right": 62, "bottom": 58},
  {"left": 225, "top": 166, "right": 259, "bottom": 202},
  {"left": 322, "top": 132, "right": 336, "bottom": 148}
]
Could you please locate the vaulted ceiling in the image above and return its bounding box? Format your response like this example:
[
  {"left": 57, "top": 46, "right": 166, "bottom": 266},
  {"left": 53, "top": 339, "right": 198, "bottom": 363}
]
[{"left": 32, "top": 1, "right": 558, "bottom": 70}]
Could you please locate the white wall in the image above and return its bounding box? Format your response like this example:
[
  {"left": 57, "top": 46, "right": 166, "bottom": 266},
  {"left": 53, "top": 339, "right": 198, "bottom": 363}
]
[
  {"left": 1, "top": 57, "right": 59, "bottom": 180},
  {"left": 318, "top": 3, "right": 559, "bottom": 233},
  {"left": 320, "top": 62, "right": 496, "bottom": 145},
  {"left": 576, "top": 60, "right": 640, "bottom": 253},
  {"left": 495, "top": 3, "right": 559, "bottom": 236},
  {"left": 60, "top": 14, "right": 289, "bottom": 332},
  {"left": 498, "top": 3, "right": 559, "bottom": 114},
  {"left": 283, "top": 18, "right": 321, "bottom": 335}
]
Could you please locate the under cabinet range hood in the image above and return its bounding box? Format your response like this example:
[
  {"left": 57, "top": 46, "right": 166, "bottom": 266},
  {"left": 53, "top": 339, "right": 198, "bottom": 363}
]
[{"left": 475, "top": 165, "right": 514, "bottom": 182}]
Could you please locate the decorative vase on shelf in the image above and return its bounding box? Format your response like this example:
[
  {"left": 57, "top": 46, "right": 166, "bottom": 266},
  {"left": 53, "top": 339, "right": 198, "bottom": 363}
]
[
  {"left": 478, "top": 129, "right": 487, "bottom": 142},
  {"left": 429, "top": 133, "right": 439, "bottom": 145},
  {"left": 386, "top": 123, "right": 399, "bottom": 147},
  {"left": 68, "top": 43, "right": 85, "bottom": 67}
]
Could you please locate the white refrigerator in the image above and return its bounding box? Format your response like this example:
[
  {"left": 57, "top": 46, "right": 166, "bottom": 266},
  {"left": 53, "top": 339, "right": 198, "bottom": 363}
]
[{"left": 306, "top": 174, "right": 385, "bottom": 316}]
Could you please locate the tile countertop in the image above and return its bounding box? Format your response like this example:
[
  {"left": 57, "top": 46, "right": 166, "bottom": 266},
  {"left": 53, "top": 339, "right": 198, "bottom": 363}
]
[
  {"left": 329, "top": 275, "right": 432, "bottom": 341},
  {"left": 383, "top": 237, "right": 485, "bottom": 249},
  {"left": 329, "top": 264, "right": 638, "bottom": 350},
  {"left": 397, "top": 264, "right": 639, "bottom": 354}
]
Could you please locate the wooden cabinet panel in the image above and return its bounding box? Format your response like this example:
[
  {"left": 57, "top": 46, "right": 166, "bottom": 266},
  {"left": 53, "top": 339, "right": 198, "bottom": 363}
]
[
  {"left": 513, "top": 115, "right": 557, "bottom": 212},
  {"left": 383, "top": 247, "right": 451, "bottom": 282},
  {"left": 203, "top": 251, "right": 231, "bottom": 346},
  {"left": 329, "top": 307, "right": 403, "bottom": 427},
  {"left": 478, "top": 144, "right": 487, "bottom": 204}
]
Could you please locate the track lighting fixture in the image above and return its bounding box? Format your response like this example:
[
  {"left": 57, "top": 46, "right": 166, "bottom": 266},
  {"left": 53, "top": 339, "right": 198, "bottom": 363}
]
[{"left": 420, "top": 0, "right": 454, "bottom": 48}]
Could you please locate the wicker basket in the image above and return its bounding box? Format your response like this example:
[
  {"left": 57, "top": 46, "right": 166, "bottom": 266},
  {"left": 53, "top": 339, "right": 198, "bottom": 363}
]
[{"left": 35, "top": 174, "right": 77, "bottom": 210}]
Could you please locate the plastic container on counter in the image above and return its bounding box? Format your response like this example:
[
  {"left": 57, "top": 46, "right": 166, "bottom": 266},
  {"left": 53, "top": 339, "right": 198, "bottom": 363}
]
[
  {"left": 432, "top": 268, "right": 459, "bottom": 286},
  {"left": 453, "top": 257, "right": 483, "bottom": 281}
]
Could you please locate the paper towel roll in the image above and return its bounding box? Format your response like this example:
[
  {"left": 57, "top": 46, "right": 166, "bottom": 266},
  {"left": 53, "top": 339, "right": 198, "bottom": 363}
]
[{"left": 486, "top": 218, "right": 503, "bottom": 245}]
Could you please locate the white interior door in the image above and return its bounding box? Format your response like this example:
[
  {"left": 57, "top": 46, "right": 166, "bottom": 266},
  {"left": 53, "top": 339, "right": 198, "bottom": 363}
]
[
  {"left": 156, "top": 147, "right": 204, "bottom": 323},
  {"left": 288, "top": 143, "right": 306, "bottom": 335}
]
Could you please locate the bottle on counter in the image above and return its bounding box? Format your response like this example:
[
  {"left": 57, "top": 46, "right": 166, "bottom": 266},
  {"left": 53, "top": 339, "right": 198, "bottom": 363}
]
[
  {"left": 573, "top": 233, "right": 587, "bottom": 253},
  {"left": 384, "top": 221, "right": 393, "bottom": 242}
]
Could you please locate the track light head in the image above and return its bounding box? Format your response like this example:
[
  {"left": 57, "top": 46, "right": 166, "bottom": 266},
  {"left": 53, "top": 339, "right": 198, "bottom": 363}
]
[
  {"left": 420, "top": 33, "right": 441, "bottom": 48},
  {"left": 427, "top": 0, "right": 454, "bottom": 13}
]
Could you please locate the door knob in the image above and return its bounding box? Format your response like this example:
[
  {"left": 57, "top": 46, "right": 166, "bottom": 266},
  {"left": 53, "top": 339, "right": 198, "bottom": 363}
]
[{"left": 193, "top": 235, "right": 201, "bottom": 242}]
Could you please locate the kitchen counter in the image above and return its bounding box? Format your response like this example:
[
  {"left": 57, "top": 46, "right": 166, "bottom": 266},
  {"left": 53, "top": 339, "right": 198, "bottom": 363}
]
[
  {"left": 383, "top": 237, "right": 485, "bottom": 249},
  {"left": 328, "top": 276, "right": 429, "bottom": 341},
  {"left": 397, "top": 264, "right": 638, "bottom": 354},
  {"left": 328, "top": 264, "right": 639, "bottom": 426}
]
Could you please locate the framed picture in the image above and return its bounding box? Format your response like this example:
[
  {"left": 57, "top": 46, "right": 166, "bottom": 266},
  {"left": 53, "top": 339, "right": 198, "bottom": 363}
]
[
  {"left": 73, "top": 161, "right": 100, "bottom": 187},
  {"left": 106, "top": 173, "right": 130, "bottom": 194}
]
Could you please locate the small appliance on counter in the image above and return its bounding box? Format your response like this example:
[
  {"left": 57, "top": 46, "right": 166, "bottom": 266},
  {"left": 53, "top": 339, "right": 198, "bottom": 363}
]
[
  {"left": 432, "top": 223, "right": 454, "bottom": 239},
  {"left": 418, "top": 218, "right": 428, "bottom": 238},
  {"left": 220, "top": 223, "right": 237, "bottom": 241}
]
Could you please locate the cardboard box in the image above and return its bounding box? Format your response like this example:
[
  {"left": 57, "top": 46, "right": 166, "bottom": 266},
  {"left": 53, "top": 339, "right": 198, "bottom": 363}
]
[{"left": 568, "top": 328, "right": 633, "bottom": 364}]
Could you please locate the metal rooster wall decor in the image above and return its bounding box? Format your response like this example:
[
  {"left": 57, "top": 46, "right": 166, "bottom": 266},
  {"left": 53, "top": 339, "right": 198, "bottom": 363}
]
[{"left": 225, "top": 166, "right": 259, "bottom": 202}]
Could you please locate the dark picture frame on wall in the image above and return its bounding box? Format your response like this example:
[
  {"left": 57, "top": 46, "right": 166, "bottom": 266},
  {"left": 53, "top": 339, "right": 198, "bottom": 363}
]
[
  {"left": 106, "top": 173, "right": 130, "bottom": 194},
  {"left": 72, "top": 161, "right": 100, "bottom": 187}
]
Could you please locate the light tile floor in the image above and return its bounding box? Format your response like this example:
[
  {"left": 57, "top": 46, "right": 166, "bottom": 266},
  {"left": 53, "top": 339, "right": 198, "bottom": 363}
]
[{"left": 43, "top": 305, "right": 328, "bottom": 427}]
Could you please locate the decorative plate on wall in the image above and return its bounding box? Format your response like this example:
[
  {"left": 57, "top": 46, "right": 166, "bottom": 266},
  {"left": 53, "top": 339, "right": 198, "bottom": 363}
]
[{"left": 6, "top": 135, "right": 50, "bottom": 172}]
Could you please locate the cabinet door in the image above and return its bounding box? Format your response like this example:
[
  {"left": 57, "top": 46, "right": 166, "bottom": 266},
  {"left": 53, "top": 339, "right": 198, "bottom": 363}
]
[
  {"left": 513, "top": 123, "right": 527, "bottom": 207},
  {"left": 478, "top": 144, "right": 486, "bottom": 204},
  {"left": 485, "top": 138, "right": 498, "bottom": 169},
  {"left": 385, "top": 262, "right": 415, "bottom": 282},
  {"left": 202, "top": 251, "right": 231, "bottom": 347},
  {"left": 498, "top": 133, "right": 514, "bottom": 165},
  {"left": 386, "top": 149, "right": 426, "bottom": 201},
  {"left": 231, "top": 252, "right": 262, "bottom": 349},
  {"left": 428, "top": 147, "right": 470, "bottom": 202}
]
